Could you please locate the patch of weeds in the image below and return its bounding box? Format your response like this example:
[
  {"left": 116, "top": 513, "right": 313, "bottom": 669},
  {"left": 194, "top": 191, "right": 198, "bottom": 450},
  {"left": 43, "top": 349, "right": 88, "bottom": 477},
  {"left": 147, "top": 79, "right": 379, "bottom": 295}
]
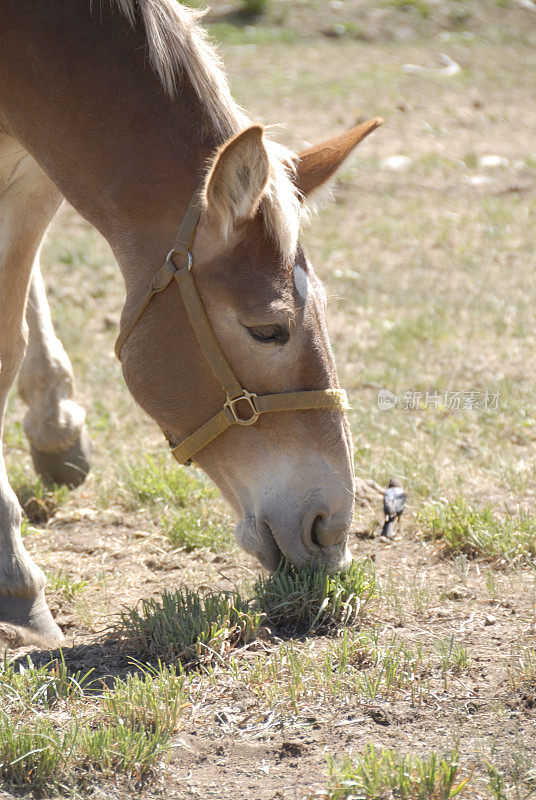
[
  {"left": 0, "top": 658, "right": 187, "bottom": 793},
  {"left": 230, "top": 641, "right": 317, "bottom": 713},
  {"left": 486, "top": 569, "right": 500, "bottom": 601},
  {"left": 239, "top": 0, "right": 269, "bottom": 16},
  {"left": 253, "top": 558, "right": 376, "bottom": 634},
  {"left": 115, "top": 587, "right": 263, "bottom": 666},
  {"left": 45, "top": 569, "right": 87, "bottom": 601},
  {"left": 119, "top": 454, "right": 231, "bottom": 552},
  {"left": 507, "top": 649, "right": 536, "bottom": 709},
  {"left": 163, "top": 506, "right": 229, "bottom": 552},
  {"left": 208, "top": 21, "right": 297, "bottom": 46},
  {"left": 381, "top": 0, "right": 431, "bottom": 17},
  {"left": 373, "top": 636, "right": 432, "bottom": 703},
  {"left": 13, "top": 476, "right": 68, "bottom": 524},
  {"left": 78, "top": 720, "right": 171, "bottom": 781},
  {"left": 233, "top": 632, "right": 381, "bottom": 713},
  {"left": 121, "top": 454, "right": 215, "bottom": 510},
  {"left": 0, "top": 652, "right": 93, "bottom": 710},
  {"left": 102, "top": 660, "right": 191, "bottom": 733},
  {"left": 234, "top": 630, "right": 431, "bottom": 712},
  {"left": 0, "top": 714, "right": 76, "bottom": 795},
  {"left": 334, "top": 627, "right": 381, "bottom": 670},
  {"left": 419, "top": 500, "right": 536, "bottom": 565},
  {"left": 435, "top": 637, "right": 471, "bottom": 674},
  {"left": 381, "top": 568, "right": 436, "bottom": 617},
  {"left": 326, "top": 744, "right": 470, "bottom": 800},
  {"left": 20, "top": 516, "right": 38, "bottom": 539},
  {"left": 0, "top": 713, "right": 171, "bottom": 793},
  {"left": 486, "top": 759, "right": 536, "bottom": 800}
]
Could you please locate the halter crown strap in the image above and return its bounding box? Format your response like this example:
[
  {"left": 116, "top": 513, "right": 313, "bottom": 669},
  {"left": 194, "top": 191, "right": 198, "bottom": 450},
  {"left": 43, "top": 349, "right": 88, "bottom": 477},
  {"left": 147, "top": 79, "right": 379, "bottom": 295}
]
[
  {"left": 115, "top": 187, "right": 351, "bottom": 465},
  {"left": 114, "top": 191, "right": 203, "bottom": 361}
]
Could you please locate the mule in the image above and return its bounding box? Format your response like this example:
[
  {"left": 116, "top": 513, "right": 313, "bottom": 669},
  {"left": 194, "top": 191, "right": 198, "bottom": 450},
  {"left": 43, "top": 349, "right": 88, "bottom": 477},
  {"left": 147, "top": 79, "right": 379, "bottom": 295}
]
[{"left": 0, "top": 0, "right": 382, "bottom": 647}]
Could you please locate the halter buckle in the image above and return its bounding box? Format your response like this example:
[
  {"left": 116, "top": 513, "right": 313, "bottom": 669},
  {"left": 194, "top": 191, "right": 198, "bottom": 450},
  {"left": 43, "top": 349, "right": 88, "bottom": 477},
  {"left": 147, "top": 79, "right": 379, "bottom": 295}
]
[
  {"left": 165, "top": 248, "right": 193, "bottom": 273},
  {"left": 224, "top": 391, "right": 259, "bottom": 426}
]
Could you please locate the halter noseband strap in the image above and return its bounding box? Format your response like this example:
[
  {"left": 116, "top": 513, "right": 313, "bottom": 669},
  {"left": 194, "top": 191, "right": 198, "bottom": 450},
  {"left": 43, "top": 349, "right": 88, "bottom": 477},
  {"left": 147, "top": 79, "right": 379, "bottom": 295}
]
[{"left": 115, "top": 188, "right": 350, "bottom": 465}]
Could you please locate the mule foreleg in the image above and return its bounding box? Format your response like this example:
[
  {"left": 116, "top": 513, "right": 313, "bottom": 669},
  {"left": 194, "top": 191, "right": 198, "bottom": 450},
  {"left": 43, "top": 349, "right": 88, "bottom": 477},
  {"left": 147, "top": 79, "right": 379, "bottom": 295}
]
[
  {"left": 0, "top": 137, "right": 63, "bottom": 646},
  {"left": 18, "top": 264, "right": 91, "bottom": 488}
]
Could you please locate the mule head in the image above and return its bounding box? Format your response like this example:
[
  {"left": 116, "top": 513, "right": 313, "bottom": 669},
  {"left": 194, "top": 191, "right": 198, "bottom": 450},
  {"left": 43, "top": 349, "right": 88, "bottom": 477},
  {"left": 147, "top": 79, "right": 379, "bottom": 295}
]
[{"left": 120, "top": 117, "right": 382, "bottom": 572}]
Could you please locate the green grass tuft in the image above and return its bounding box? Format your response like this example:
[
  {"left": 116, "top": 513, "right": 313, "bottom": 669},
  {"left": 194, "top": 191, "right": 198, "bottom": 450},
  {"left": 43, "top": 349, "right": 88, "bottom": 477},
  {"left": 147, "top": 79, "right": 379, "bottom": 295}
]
[
  {"left": 121, "top": 454, "right": 209, "bottom": 510},
  {"left": 0, "top": 652, "right": 93, "bottom": 710},
  {"left": 163, "top": 507, "right": 227, "bottom": 551},
  {"left": 119, "top": 454, "right": 231, "bottom": 552},
  {"left": 239, "top": 0, "right": 269, "bottom": 16},
  {"left": 0, "top": 658, "right": 189, "bottom": 793},
  {"left": 102, "top": 661, "right": 190, "bottom": 733},
  {"left": 253, "top": 558, "right": 377, "bottom": 633},
  {"left": 114, "top": 561, "right": 376, "bottom": 672},
  {"left": 420, "top": 500, "right": 536, "bottom": 564},
  {"left": 326, "top": 745, "right": 470, "bottom": 800},
  {"left": 78, "top": 720, "right": 171, "bottom": 780},
  {"left": 0, "top": 714, "right": 76, "bottom": 795},
  {"left": 435, "top": 638, "right": 471, "bottom": 675},
  {"left": 45, "top": 569, "right": 87, "bottom": 601},
  {"left": 115, "top": 587, "right": 264, "bottom": 666}
]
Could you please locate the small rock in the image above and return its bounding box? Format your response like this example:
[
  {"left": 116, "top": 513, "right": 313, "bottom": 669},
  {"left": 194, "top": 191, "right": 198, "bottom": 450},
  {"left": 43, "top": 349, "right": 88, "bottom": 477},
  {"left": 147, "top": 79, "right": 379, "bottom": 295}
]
[
  {"left": 368, "top": 708, "right": 393, "bottom": 726},
  {"left": 445, "top": 587, "right": 470, "bottom": 601},
  {"left": 478, "top": 155, "right": 509, "bottom": 169},
  {"left": 393, "top": 26, "right": 415, "bottom": 41},
  {"left": 527, "top": 622, "right": 536, "bottom": 635},
  {"left": 401, "top": 54, "right": 460, "bottom": 77},
  {"left": 484, "top": 614, "right": 497, "bottom": 626},
  {"left": 467, "top": 175, "right": 493, "bottom": 187},
  {"left": 380, "top": 155, "right": 412, "bottom": 171}
]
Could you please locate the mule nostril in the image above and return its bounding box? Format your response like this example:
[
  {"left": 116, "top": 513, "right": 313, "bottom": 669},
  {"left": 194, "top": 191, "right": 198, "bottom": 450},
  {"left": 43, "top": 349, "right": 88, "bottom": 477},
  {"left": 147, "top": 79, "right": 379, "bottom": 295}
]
[
  {"left": 310, "top": 515, "right": 323, "bottom": 548},
  {"left": 302, "top": 506, "right": 349, "bottom": 554}
]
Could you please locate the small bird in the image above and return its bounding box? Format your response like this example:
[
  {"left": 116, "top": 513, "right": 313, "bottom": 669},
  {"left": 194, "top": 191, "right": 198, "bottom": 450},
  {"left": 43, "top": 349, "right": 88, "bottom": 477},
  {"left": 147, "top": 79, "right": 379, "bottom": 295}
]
[{"left": 381, "top": 478, "right": 406, "bottom": 539}]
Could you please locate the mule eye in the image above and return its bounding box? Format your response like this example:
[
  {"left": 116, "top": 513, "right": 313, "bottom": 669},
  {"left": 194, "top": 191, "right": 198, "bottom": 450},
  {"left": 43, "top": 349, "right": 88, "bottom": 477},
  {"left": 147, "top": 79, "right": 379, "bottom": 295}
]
[{"left": 246, "top": 324, "right": 289, "bottom": 344}]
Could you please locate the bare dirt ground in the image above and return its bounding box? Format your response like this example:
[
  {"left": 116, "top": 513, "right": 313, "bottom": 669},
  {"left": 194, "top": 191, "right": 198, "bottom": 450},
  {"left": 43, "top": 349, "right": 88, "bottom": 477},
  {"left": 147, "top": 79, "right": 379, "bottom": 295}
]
[
  {"left": 13, "top": 517, "right": 536, "bottom": 799},
  {"left": 3, "top": 1, "right": 536, "bottom": 797}
]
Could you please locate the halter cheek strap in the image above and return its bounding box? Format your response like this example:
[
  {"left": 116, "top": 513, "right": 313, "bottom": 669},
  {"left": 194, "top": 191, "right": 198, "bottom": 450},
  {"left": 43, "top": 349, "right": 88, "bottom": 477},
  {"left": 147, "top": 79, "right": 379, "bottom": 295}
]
[{"left": 115, "top": 188, "right": 350, "bottom": 465}]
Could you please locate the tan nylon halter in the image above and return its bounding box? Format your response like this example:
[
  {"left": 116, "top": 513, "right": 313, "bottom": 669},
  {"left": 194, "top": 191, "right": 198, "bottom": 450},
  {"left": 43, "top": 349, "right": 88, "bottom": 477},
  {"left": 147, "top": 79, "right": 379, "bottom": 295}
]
[{"left": 115, "top": 188, "right": 350, "bottom": 465}]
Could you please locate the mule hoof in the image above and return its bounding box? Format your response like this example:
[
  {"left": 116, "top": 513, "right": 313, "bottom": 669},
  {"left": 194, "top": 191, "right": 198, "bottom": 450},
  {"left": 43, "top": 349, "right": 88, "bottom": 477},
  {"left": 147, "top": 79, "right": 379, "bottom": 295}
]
[
  {"left": 30, "top": 425, "right": 92, "bottom": 488},
  {"left": 0, "top": 589, "right": 64, "bottom": 649}
]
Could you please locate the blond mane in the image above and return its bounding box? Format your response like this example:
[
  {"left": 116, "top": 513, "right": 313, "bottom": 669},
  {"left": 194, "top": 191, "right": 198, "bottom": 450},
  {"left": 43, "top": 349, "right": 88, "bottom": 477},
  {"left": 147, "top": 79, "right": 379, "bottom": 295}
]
[{"left": 111, "top": 0, "right": 302, "bottom": 260}]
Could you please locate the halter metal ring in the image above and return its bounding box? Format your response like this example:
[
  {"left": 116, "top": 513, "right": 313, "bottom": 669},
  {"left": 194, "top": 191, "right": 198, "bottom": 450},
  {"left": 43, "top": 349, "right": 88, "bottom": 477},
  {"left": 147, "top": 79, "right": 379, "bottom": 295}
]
[
  {"left": 166, "top": 248, "right": 193, "bottom": 271},
  {"left": 224, "top": 391, "right": 259, "bottom": 426}
]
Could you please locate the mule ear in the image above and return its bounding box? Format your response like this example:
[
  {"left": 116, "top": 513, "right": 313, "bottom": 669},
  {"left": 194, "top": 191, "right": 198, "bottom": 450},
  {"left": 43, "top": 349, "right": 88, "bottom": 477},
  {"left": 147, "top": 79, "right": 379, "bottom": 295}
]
[
  {"left": 296, "top": 117, "right": 384, "bottom": 197},
  {"left": 204, "top": 125, "right": 270, "bottom": 237}
]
